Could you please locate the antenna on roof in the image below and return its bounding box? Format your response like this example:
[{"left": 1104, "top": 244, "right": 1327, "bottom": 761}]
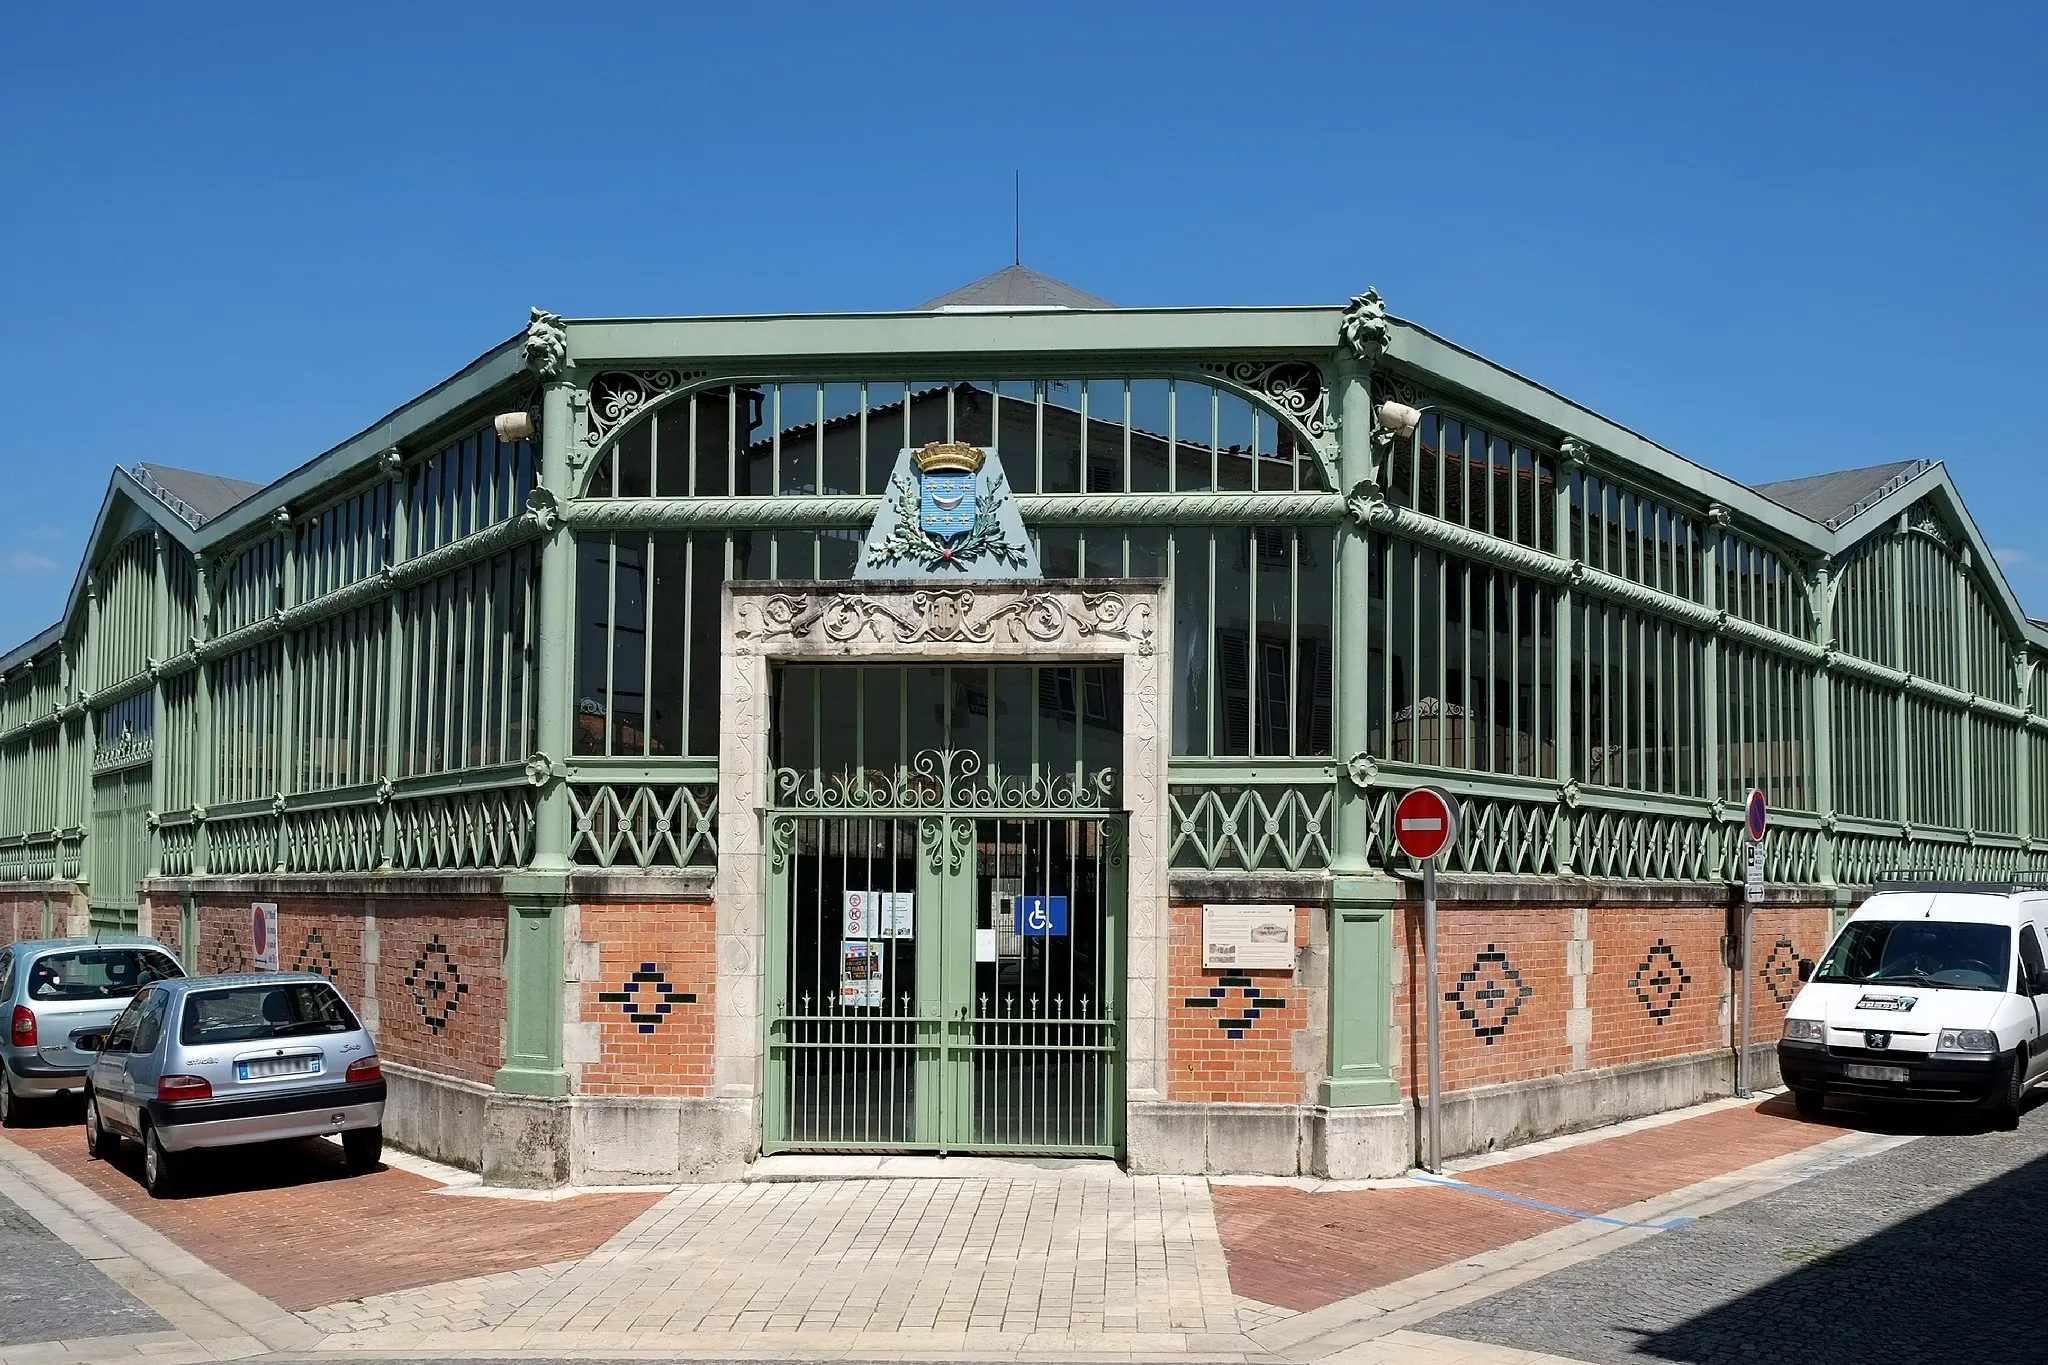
[{"left": 1013, "top": 170, "right": 1020, "bottom": 266}]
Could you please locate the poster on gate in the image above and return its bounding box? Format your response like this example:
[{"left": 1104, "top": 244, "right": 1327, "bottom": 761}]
[{"left": 839, "top": 940, "right": 883, "bottom": 1008}]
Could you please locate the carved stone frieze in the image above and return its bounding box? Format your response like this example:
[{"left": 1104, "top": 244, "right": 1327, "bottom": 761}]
[{"left": 733, "top": 588, "right": 1156, "bottom": 656}]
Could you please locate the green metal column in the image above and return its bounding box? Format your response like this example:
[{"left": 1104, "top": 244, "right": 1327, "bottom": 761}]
[
  {"left": 496, "top": 315, "right": 573, "bottom": 1099},
  {"left": 381, "top": 449, "right": 408, "bottom": 870},
  {"left": 1554, "top": 441, "right": 1582, "bottom": 873},
  {"left": 1809, "top": 554, "right": 1836, "bottom": 885},
  {"left": 1325, "top": 314, "right": 1400, "bottom": 1109},
  {"left": 1888, "top": 520, "right": 1909, "bottom": 825},
  {"left": 1702, "top": 507, "right": 1724, "bottom": 869},
  {"left": 191, "top": 555, "right": 212, "bottom": 878},
  {"left": 2018, "top": 651, "right": 2034, "bottom": 852},
  {"left": 148, "top": 531, "right": 168, "bottom": 879},
  {"left": 1955, "top": 545, "right": 1975, "bottom": 855},
  {"left": 276, "top": 510, "right": 298, "bottom": 873}
]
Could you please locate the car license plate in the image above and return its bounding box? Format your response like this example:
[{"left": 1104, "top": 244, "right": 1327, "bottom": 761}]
[
  {"left": 238, "top": 1056, "right": 322, "bottom": 1081},
  {"left": 1843, "top": 1062, "right": 1909, "bottom": 1083}
]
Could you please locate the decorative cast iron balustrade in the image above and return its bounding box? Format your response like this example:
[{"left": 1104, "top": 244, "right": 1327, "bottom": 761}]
[
  {"left": 156, "top": 813, "right": 195, "bottom": 877},
  {"left": 391, "top": 786, "right": 534, "bottom": 870},
  {"left": 1168, "top": 785, "right": 1332, "bottom": 872},
  {"left": 570, "top": 783, "right": 718, "bottom": 868},
  {"left": 282, "top": 802, "right": 383, "bottom": 874},
  {"left": 772, "top": 749, "right": 1118, "bottom": 816}
]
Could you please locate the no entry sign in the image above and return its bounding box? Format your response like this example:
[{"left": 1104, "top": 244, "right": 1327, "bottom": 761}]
[{"left": 1395, "top": 787, "right": 1461, "bottom": 862}]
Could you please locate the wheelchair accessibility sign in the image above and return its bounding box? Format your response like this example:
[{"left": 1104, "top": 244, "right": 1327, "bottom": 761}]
[{"left": 1015, "top": 895, "right": 1069, "bottom": 937}]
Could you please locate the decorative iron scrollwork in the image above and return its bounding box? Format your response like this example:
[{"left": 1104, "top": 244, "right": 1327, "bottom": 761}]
[
  {"left": 1200, "top": 360, "right": 1329, "bottom": 440},
  {"left": 774, "top": 747, "right": 1117, "bottom": 815},
  {"left": 583, "top": 370, "right": 695, "bottom": 450},
  {"left": 738, "top": 588, "right": 1156, "bottom": 656}
]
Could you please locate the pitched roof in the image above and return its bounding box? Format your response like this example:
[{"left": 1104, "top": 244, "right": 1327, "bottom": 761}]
[
  {"left": 917, "top": 264, "right": 1115, "bottom": 312},
  {"left": 1753, "top": 459, "right": 1930, "bottom": 529},
  {"left": 132, "top": 463, "right": 264, "bottom": 529}
]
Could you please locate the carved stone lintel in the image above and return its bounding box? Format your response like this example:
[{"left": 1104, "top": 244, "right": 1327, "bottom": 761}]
[
  {"left": 734, "top": 587, "right": 1157, "bottom": 657},
  {"left": 1340, "top": 288, "right": 1390, "bottom": 363},
  {"left": 524, "top": 308, "right": 568, "bottom": 379}
]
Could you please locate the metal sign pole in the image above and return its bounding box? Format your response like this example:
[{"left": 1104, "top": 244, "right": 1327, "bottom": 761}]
[
  {"left": 1738, "top": 900, "right": 1754, "bottom": 1098},
  {"left": 1425, "top": 856, "right": 1442, "bottom": 1174}
]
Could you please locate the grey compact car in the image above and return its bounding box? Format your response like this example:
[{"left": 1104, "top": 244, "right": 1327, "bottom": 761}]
[
  {"left": 79, "top": 972, "right": 386, "bottom": 1197},
  {"left": 3, "top": 937, "right": 185, "bottom": 1126}
]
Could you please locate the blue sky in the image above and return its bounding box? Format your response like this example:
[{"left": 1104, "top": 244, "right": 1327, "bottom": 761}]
[{"left": 1, "top": 2, "right": 2042, "bottom": 645}]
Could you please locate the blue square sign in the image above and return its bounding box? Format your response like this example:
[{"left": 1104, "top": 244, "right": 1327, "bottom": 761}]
[{"left": 1015, "top": 895, "right": 1069, "bottom": 936}]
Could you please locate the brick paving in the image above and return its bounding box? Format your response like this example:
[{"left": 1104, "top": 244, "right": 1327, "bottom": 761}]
[
  {"left": 1215, "top": 1098, "right": 1848, "bottom": 1313},
  {"left": 1, "top": 1119, "right": 660, "bottom": 1311}
]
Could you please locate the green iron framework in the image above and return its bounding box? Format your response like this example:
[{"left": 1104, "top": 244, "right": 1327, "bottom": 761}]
[{"left": 4, "top": 299, "right": 2047, "bottom": 907}]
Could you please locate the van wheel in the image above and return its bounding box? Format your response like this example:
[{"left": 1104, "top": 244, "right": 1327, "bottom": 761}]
[
  {"left": 342, "top": 1126, "right": 383, "bottom": 1174},
  {"left": 1990, "top": 1047, "right": 2027, "bottom": 1130},
  {"left": 142, "top": 1125, "right": 179, "bottom": 1199},
  {"left": 0, "top": 1076, "right": 23, "bottom": 1129},
  {"left": 83, "top": 1091, "right": 109, "bottom": 1158},
  {"left": 1793, "top": 1088, "right": 1826, "bottom": 1119}
]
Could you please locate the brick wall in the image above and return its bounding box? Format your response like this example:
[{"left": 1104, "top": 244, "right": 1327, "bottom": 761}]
[
  {"left": 1392, "top": 895, "right": 1839, "bottom": 1100},
  {"left": 0, "top": 893, "right": 49, "bottom": 947},
  {"left": 1745, "top": 904, "right": 1835, "bottom": 1037},
  {"left": 373, "top": 900, "right": 505, "bottom": 1086},
  {"left": 1586, "top": 907, "right": 1728, "bottom": 1069},
  {"left": 1395, "top": 904, "right": 1575, "bottom": 1094},
  {"left": 1167, "top": 903, "right": 1313, "bottom": 1104},
  {"left": 190, "top": 892, "right": 506, "bottom": 1087},
  {"left": 147, "top": 898, "right": 184, "bottom": 963},
  {"left": 576, "top": 900, "right": 716, "bottom": 1096}
]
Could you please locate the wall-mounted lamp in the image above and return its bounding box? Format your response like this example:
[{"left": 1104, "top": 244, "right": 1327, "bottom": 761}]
[
  {"left": 494, "top": 411, "right": 536, "bottom": 443},
  {"left": 1376, "top": 400, "right": 1423, "bottom": 440}
]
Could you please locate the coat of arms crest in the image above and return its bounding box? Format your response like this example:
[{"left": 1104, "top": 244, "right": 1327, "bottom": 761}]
[{"left": 857, "top": 441, "right": 1037, "bottom": 578}]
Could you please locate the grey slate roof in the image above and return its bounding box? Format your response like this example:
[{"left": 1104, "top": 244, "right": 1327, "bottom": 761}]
[
  {"left": 132, "top": 463, "right": 264, "bottom": 529},
  {"left": 1753, "top": 459, "right": 1930, "bottom": 528},
  {"left": 917, "top": 264, "right": 1115, "bottom": 311}
]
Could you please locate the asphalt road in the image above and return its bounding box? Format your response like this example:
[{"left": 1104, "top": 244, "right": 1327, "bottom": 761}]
[
  {"left": 0, "top": 1188, "right": 166, "bottom": 1345},
  {"left": 1424, "top": 1094, "right": 2048, "bottom": 1365}
]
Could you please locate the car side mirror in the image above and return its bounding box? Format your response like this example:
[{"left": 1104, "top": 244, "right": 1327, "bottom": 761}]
[
  {"left": 1797, "top": 958, "right": 1816, "bottom": 983},
  {"left": 73, "top": 1032, "right": 106, "bottom": 1053}
]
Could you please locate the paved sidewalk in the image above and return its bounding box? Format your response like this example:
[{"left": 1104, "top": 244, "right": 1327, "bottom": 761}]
[{"left": 0, "top": 1091, "right": 1904, "bottom": 1364}]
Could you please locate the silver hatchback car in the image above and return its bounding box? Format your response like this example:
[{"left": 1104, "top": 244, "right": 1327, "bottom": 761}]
[
  {"left": 80, "top": 972, "right": 386, "bottom": 1198},
  {"left": 2, "top": 937, "right": 185, "bottom": 1126}
]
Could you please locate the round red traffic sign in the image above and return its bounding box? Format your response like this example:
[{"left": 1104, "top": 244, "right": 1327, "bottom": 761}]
[
  {"left": 1745, "top": 788, "right": 1768, "bottom": 842},
  {"left": 1395, "top": 787, "right": 1460, "bottom": 861}
]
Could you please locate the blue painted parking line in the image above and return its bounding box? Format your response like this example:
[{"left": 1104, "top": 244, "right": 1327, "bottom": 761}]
[{"left": 1412, "top": 1173, "right": 1697, "bottom": 1231}]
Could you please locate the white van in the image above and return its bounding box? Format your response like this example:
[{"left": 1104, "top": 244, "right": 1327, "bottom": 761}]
[{"left": 1777, "top": 878, "right": 2048, "bottom": 1125}]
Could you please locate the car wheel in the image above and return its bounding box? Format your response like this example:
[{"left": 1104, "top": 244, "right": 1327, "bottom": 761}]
[
  {"left": 142, "top": 1125, "right": 179, "bottom": 1199},
  {"left": 0, "top": 1075, "right": 21, "bottom": 1129},
  {"left": 1793, "top": 1088, "right": 1826, "bottom": 1119},
  {"left": 342, "top": 1125, "right": 383, "bottom": 1174},
  {"left": 83, "top": 1091, "right": 108, "bottom": 1158}
]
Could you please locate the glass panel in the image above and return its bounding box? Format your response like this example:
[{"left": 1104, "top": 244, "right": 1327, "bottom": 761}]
[{"left": 1042, "top": 380, "right": 1083, "bottom": 493}]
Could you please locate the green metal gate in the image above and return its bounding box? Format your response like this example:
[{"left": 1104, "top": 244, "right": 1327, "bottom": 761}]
[
  {"left": 89, "top": 765, "right": 150, "bottom": 933},
  {"left": 763, "top": 665, "right": 1125, "bottom": 1156}
]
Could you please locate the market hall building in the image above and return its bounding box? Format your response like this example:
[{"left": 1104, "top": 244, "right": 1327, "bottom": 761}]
[{"left": 2, "top": 268, "right": 2040, "bottom": 1185}]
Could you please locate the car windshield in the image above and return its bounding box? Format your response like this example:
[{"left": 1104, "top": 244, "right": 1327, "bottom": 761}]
[
  {"left": 179, "top": 982, "right": 360, "bottom": 1044},
  {"left": 26, "top": 949, "right": 183, "bottom": 1001},
  {"left": 1815, "top": 919, "right": 2012, "bottom": 991}
]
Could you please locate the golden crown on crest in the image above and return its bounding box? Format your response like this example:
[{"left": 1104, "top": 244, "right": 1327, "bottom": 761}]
[{"left": 912, "top": 441, "right": 986, "bottom": 475}]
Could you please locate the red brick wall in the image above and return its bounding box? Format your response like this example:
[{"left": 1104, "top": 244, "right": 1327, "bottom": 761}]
[
  {"left": 0, "top": 893, "right": 49, "bottom": 947},
  {"left": 147, "top": 899, "right": 184, "bottom": 963},
  {"left": 373, "top": 900, "right": 505, "bottom": 1086},
  {"left": 577, "top": 901, "right": 715, "bottom": 1096},
  {"left": 1746, "top": 904, "right": 1835, "bottom": 1037},
  {"left": 1167, "top": 903, "right": 1312, "bottom": 1103},
  {"left": 191, "top": 893, "right": 506, "bottom": 1087},
  {"left": 1587, "top": 908, "right": 1728, "bottom": 1069},
  {"left": 1396, "top": 904, "right": 1574, "bottom": 1095}
]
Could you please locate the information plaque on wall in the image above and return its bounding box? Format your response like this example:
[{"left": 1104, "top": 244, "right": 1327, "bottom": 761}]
[{"left": 1202, "top": 904, "right": 1295, "bottom": 970}]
